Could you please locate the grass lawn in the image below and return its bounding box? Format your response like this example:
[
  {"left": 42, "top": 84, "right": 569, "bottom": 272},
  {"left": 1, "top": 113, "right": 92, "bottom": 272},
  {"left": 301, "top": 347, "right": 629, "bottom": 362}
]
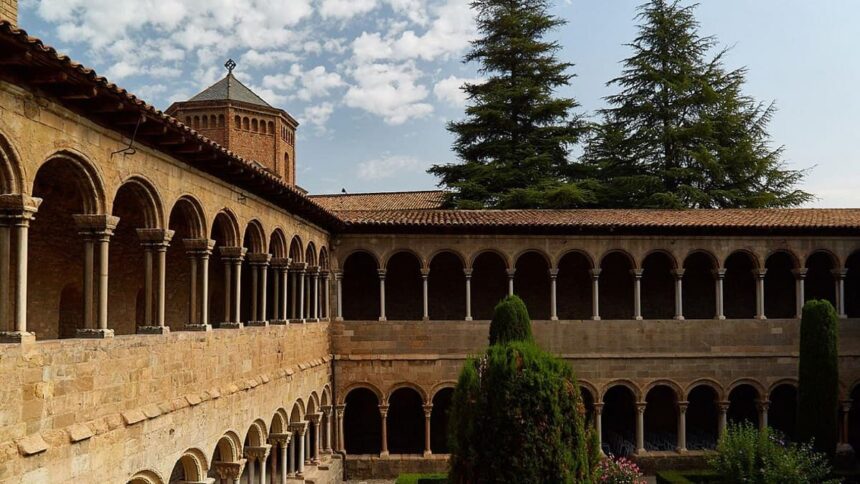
[{"left": 394, "top": 473, "right": 448, "bottom": 484}]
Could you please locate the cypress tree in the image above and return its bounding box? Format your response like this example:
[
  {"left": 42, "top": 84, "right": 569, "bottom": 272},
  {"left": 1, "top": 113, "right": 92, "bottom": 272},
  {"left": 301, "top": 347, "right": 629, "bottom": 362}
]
[
  {"left": 429, "top": 0, "right": 589, "bottom": 209},
  {"left": 797, "top": 299, "right": 839, "bottom": 456},
  {"left": 582, "top": 0, "right": 812, "bottom": 208},
  {"left": 488, "top": 295, "right": 534, "bottom": 345}
]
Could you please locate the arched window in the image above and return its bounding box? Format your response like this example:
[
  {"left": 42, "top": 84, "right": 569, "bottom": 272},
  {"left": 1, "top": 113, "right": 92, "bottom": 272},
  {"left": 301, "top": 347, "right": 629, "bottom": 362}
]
[
  {"left": 234, "top": 115, "right": 241, "bottom": 127},
  {"left": 193, "top": 116, "right": 200, "bottom": 128},
  {"left": 243, "top": 117, "right": 250, "bottom": 130},
  {"left": 268, "top": 121, "right": 275, "bottom": 134},
  {"left": 252, "top": 119, "right": 258, "bottom": 132},
  {"left": 202, "top": 116, "right": 209, "bottom": 129},
  {"left": 218, "top": 114, "right": 225, "bottom": 127}
]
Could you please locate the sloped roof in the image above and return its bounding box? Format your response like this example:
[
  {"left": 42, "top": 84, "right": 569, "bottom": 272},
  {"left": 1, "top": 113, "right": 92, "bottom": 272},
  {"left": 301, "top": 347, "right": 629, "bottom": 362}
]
[
  {"left": 188, "top": 73, "right": 271, "bottom": 107},
  {"left": 310, "top": 190, "right": 446, "bottom": 211}
]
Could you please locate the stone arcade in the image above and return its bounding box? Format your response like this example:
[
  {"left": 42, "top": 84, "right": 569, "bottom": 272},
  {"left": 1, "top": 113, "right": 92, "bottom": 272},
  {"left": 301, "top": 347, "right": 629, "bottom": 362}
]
[{"left": 0, "top": 3, "right": 859, "bottom": 482}]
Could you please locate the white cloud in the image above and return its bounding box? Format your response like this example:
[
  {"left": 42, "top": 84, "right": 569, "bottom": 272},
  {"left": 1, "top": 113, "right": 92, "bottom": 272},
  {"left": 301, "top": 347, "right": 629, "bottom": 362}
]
[
  {"left": 320, "top": 0, "right": 378, "bottom": 20},
  {"left": 433, "top": 75, "right": 480, "bottom": 107},
  {"left": 296, "top": 66, "right": 345, "bottom": 101},
  {"left": 357, "top": 154, "right": 424, "bottom": 180},
  {"left": 302, "top": 102, "right": 335, "bottom": 128},
  {"left": 343, "top": 62, "right": 433, "bottom": 125},
  {"left": 240, "top": 49, "right": 301, "bottom": 68}
]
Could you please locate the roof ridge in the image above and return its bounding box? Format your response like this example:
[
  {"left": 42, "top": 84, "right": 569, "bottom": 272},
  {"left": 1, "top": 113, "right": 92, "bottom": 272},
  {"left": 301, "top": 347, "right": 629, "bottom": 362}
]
[{"left": 310, "top": 189, "right": 446, "bottom": 198}]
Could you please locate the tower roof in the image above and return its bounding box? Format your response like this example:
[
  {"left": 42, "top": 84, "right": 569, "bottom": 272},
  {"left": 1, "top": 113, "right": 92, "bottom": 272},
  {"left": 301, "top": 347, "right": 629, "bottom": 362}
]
[{"left": 188, "top": 72, "right": 271, "bottom": 108}]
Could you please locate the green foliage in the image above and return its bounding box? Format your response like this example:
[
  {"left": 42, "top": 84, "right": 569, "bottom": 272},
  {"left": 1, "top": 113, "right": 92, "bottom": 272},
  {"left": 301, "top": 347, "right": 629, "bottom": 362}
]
[
  {"left": 708, "top": 422, "right": 836, "bottom": 484},
  {"left": 582, "top": 0, "right": 812, "bottom": 208},
  {"left": 655, "top": 470, "right": 721, "bottom": 484},
  {"left": 395, "top": 474, "right": 448, "bottom": 484},
  {"left": 488, "top": 295, "right": 534, "bottom": 345},
  {"left": 595, "top": 455, "right": 647, "bottom": 483},
  {"left": 798, "top": 299, "right": 840, "bottom": 455},
  {"left": 429, "top": 0, "right": 588, "bottom": 209},
  {"left": 448, "top": 341, "right": 600, "bottom": 483}
]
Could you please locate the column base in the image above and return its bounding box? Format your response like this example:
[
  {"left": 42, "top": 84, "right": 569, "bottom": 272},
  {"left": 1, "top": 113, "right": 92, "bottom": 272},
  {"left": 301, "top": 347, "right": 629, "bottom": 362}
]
[
  {"left": 379, "top": 451, "right": 389, "bottom": 458},
  {"left": 378, "top": 317, "right": 387, "bottom": 322},
  {"left": 0, "top": 331, "right": 35, "bottom": 344},
  {"left": 335, "top": 317, "right": 344, "bottom": 322},
  {"left": 674, "top": 316, "right": 685, "bottom": 321},
  {"left": 269, "top": 319, "right": 289, "bottom": 325},
  {"left": 550, "top": 316, "right": 558, "bottom": 321},
  {"left": 634, "top": 316, "right": 643, "bottom": 321},
  {"left": 76, "top": 328, "right": 115, "bottom": 339},
  {"left": 754, "top": 315, "right": 767, "bottom": 320},
  {"left": 137, "top": 326, "right": 170, "bottom": 335},
  {"left": 219, "top": 322, "right": 244, "bottom": 329},
  {"left": 183, "top": 323, "right": 212, "bottom": 332},
  {"left": 423, "top": 450, "right": 433, "bottom": 458},
  {"left": 676, "top": 447, "right": 688, "bottom": 453},
  {"left": 716, "top": 315, "right": 726, "bottom": 320},
  {"left": 465, "top": 317, "right": 472, "bottom": 321},
  {"left": 245, "top": 320, "right": 268, "bottom": 327},
  {"left": 592, "top": 316, "right": 601, "bottom": 321}
]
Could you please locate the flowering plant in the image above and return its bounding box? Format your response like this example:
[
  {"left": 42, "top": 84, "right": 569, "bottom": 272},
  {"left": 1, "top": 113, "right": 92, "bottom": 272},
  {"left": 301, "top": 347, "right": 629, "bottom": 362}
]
[{"left": 595, "top": 455, "right": 647, "bottom": 484}]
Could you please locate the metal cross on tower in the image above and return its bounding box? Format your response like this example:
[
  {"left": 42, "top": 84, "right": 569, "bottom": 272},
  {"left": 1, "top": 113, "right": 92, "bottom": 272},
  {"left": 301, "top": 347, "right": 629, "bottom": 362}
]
[{"left": 225, "top": 59, "right": 236, "bottom": 74}]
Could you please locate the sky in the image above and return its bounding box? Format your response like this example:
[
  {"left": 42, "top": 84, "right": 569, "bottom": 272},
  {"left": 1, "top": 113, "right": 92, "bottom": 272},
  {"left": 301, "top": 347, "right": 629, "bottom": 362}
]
[{"left": 16, "top": 0, "right": 860, "bottom": 206}]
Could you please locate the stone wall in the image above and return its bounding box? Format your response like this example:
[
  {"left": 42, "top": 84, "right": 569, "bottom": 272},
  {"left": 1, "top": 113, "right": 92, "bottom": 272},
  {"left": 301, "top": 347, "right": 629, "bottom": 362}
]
[
  {"left": 0, "top": 0, "right": 16, "bottom": 27},
  {"left": 0, "top": 322, "right": 332, "bottom": 482},
  {"left": 332, "top": 319, "right": 860, "bottom": 402}
]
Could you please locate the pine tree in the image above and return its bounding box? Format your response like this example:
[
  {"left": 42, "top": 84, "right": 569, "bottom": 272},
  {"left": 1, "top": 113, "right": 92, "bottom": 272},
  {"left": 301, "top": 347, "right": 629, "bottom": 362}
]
[
  {"left": 429, "top": 0, "right": 588, "bottom": 209},
  {"left": 583, "top": 0, "right": 812, "bottom": 208}
]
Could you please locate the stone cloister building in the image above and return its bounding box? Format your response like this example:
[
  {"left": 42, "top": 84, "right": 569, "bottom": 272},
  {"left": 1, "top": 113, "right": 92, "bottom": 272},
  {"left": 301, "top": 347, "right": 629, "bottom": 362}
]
[{"left": 0, "top": 3, "right": 859, "bottom": 482}]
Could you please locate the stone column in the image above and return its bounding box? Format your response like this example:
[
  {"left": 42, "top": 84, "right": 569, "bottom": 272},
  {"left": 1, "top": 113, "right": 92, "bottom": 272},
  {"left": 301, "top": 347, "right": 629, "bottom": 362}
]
[
  {"left": 378, "top": 269, "right": 387, "bottom": 321},
  {"left": 757, "top": 399, "right": 769, "bottom": 431},
  {"left": 421, "top": 268, "right": 430, "bottom": 321},
  {"left": 718, "top": 401, "right": 730, "bottom": 438},
  {"left": 323, "top": 272, "right": 331, "bottom": 320},
  {"left": 423, "top": 404, "right": 433, "bottom": 456},
  {"left": 677, "top": 400, "right": 688, "bottom": 452},
  {"left": 219, "top": 247, "right": 246, "bottom": 328},
  {"left": 714, "top": 269, "right": 726, "bottom": 320},
  {"left": 269, "top": 433, "right": 291, "bottom": 484},
  {"left": 213, "top": 461, "right": 244, "bottom": 484},
  {"left": 590, "top": 268, "right": 601, "bottom": 320},
  {"left": 281, "top": 261, "right": 290, "bottom": 323},
  {"left": 635, "top": 402, "right": 646, "bottom": 454},
  {"left": 322, "top": 406, "right": 333, "bottom": 453},
  {"left": 673, "top": 268, "right": 685, "bottom": 320},
  {"left": 246, "top": 446, "right": 271, "bottom": 484},
  {"left": 833, "top": 269, "right": 848, "bottom": 318},
  {"left": 793, "top": 268, "right": 807, "bottom": 318},
  {"left": 290, "top": 267, "right": 297, "bottom": 320},
  {"left": 137, "top": 229, "right": 173, "bottom": 334},
  {"left": 297, "top": 265, "right": 306, "bottom": 322},
  {"left": 549, "top": 269, "right": 559, "bottom": 321},
  {"left": 336, "top": 404, "right": 346, "bottom": 452},
  {"left": 73, "top": 214, "right": 119, "bottom": 338},
  {"left": 308, "top": 413, "right": 322, "bottom": 463},
  {"left": 83, "top": 235, "right": 94, "bottom": 329},
  {"left": 594, "top": 403, "right": 604, "bottom": 451},
  {"left": 754, "top": 268, "right": 767, "bottom": 320},
  {"left": 250, "top": 263, "right": 259, "bottom": 322},
  {"left": 143, "top": 244, "right": 153, "bottom": 325},
  {"left": 183, "top": 239, "right": 214, "bottom": 331},
  {"left": 259, "top": 259, "right": 268, "bottom": 323},
  {"left": 271, "top": 260, "right": 281, "bottom": 322},
  {"left": 188, "top": 252, "right": 198, "bottom": 324},
  {"left": 291, "top": 423, "right": 307, "bottom": 476},
  {"left": 334, "top": 271, "right": 344, "bottom": 321},
  {"left": 246, "top": 253, "right": 271, "bottom": 326},
  {"left": 840, "top": 400, "right": 852, "bottom": 445},
  {"left": 0, "top": 195, "right": 39, "bottom": 343},
  {"left": 464, "top": 269, "right": 473, "bottom": 321},
  {"left": 379, "top": 404, "right": 390, "bottom": 456},
  {"left": 632, "top": 269, "right": 643, "bottom": 320},
  {"left": 311, "top": 268, "right": 320, "bottom": 321},
  {"left": 507, "top": 268, "right": 515, "bottom": 296}
]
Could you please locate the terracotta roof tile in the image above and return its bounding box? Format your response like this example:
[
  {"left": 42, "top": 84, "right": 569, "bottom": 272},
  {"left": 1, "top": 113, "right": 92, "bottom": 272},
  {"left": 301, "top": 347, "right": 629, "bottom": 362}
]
[
  {"left": 310, "top": 191, "right": 446, "bottom": 211},
  {"left": 336, "top": 208, "right": 860, "bottom": 235}
]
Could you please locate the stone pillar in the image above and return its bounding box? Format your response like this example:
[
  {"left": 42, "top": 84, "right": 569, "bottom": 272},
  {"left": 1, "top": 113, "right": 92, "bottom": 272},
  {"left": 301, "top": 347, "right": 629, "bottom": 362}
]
[
  {"left": 246, "top": 253, "right": 271, "bottom": 326},
  {"left": 290, "top": 268, "right": 298, "bottom": 320},
  {"left": 590, "top": 268, "right": 601, "bottom": 320},
  {"left": 631, "top": 269, "right": 643, "bottom": 320},
  {"left": 291, "top": 423, "right": 307, "bottom": 476},
  {"left": 754, "top": 268, "right": 767, "bottom": 320},
  {"left": 378, "top": 269, "right": 387, "bottom": 321},
  {"left": 757, "top": 399, "right": 769, "bottom": 431},
  {"left": 311, "top": 268, "right": 320, "bottom": 321},
  {"left": 833, "top": 269, "right": 848, "bottom": 318},
  {"left": 549, "top": 269, "right": 559, "bottom": 321},
  {"left": 840, "top": 400, "right": 852, "bottom": 445},
  {"left": 183, "top": 239, "right": 214, "bottom": 331},
  {"left": 334, "top": 270, "right": 344, "bottom": 321},
  {"left": 297, "top": 265, "right": 306, "bottom": 322},
  {"left": 464, "top": 269, "right": 473, "bottom": 321},
  {"left": 714, "top": 269, "right": 726, "bottom": 320},
  {"left": 635, "top": 402, "right": 646, "bottom": 454},
  {"left": 322, "top": 406, "right": 333, "bottom": 453},
  {"left": 507, "top": 268, "right": 515, "bottom": 296},
  {"left": 269, "top": 433, "right": 291, "bottom": 484},
  {"left": 188, "top": 253, "right": 198, "bottom": 324},
  {"left": 594, "top": 403, "right": 604, "bottom": 451},
  {"left": 718, "top": 401, "right": 730, "bottom": 438},
  {"left": 379, "top": 404, "right": 390, "bottom": 456},
  {"left": 259, "top": 260, "right": 268, "bottom": 323},
  {"left": 271, "top": 260, "right": 281, "bottom": 322},
  {"left": 143, "top": 245, "right": 153, "bottom": 325},
  {"left": 308, "top": 413, "right": 322, "bottom": 463},
  {"left": 323, "top": 271, "right": 331, "bottom": 320},
  {"left": 213, "top": 461, "right": 245, "bottom": 484},
  {"left": 793, "top": 268, "right": 807, "bottom": 318},
  {"left": 336, "top": 404, "right": 346, "bottom": 453},
  {"left": 281, "top": 261, "right": 290, "bottom": 323},
  {"left": 421, "top": 268, "right": 430, "bottom": 321},
  {"left": 423, "top": 404, "right": 433, "bottom": 456},
  {"left": 673, "top": 268, "right": 685, "bottom": 320},
  {"left": 137, "top": 229, "right": 173, "bottom": 334},
  {"left": 0, "top": 195, "right": 39, "bottom": 343},
  {"left": 73, "top": 214, "right": 119, "bottom": 338},
  {"left": 677, "top": 400, "right": 688, "bottom": 452},
  {"left": 219, "top": 247, "right": 246, "bottom": 328}
]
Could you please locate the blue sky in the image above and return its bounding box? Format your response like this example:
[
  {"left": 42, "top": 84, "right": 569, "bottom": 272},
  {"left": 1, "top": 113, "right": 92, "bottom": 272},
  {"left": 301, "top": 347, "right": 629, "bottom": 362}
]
[{"left": 17, "top": 0, "right": 860, "bottom": 206}]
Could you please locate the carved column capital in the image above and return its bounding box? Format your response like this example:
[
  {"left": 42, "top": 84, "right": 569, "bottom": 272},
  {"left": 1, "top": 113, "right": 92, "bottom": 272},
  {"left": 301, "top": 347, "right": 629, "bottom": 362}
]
[
  {"left": 183, "top": 238, "right": 215, "bottom": 255},
  {"left": 137, "top": 228, "right": 174, "bottom": 248},
  {"left": 589, "top": 268, "right": 602, "bottom": 279},
  {"left": 213, "top": 460, "right": 246, "bottom": 480}
]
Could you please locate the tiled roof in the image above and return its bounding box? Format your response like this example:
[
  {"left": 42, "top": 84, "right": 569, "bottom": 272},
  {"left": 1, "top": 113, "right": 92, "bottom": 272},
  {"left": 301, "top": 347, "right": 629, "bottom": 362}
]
[
  {"left": 188, "top": 73, "right": 272, "bottom": 107},
  {"left": 0, "top": 21, "right": 341, "bottom": 230},
  {"left": 310, "top": 191, "right": 446, "bottom": 211},
  {"left": 336, "top": 208, "right": 860, "bottom": 235}
]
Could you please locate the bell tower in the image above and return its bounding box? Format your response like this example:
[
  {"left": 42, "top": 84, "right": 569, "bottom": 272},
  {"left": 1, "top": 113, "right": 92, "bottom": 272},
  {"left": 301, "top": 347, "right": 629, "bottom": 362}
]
[
  {"left": 166, "top": 60, "right": 299, "bottom": 185},
  {"left": 1, "top": 0, "right": 17, "bottom": 28}
]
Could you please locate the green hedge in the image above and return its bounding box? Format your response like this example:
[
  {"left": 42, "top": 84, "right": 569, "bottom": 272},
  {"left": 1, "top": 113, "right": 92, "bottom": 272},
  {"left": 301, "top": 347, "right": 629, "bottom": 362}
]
[
  {"left": 655, "top": 470, "right": 721, "bottom": 483},
  {"left": 395, "top": 473, "right": 448, "bottom": 484}
]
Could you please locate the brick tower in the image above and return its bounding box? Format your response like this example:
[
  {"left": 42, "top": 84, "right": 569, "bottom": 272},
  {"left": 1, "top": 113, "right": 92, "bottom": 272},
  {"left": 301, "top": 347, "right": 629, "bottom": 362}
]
[
  {"left": 167, "top": 61, "right": 298, "bottom": 185},
  {"left": 1, "top": 0, "right": 17, "bottom": 27}
]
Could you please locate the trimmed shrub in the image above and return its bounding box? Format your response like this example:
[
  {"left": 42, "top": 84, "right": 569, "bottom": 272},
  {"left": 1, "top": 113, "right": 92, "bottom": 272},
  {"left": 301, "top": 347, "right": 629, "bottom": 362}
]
[
  {"left": 797, "top": 299, "right": 839, "bottom": 456},
  {"left": 448, "top": 341, "right": 599, "bottom": 483},
  {"left": 709, "top": 422, "right": 835, "bottom": 483},
  {"left": 488, "top": 295, "right": 534, "bottom": 345},
  {"left": 654, "top": 470, "right": 721, "bottom": 483}
]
